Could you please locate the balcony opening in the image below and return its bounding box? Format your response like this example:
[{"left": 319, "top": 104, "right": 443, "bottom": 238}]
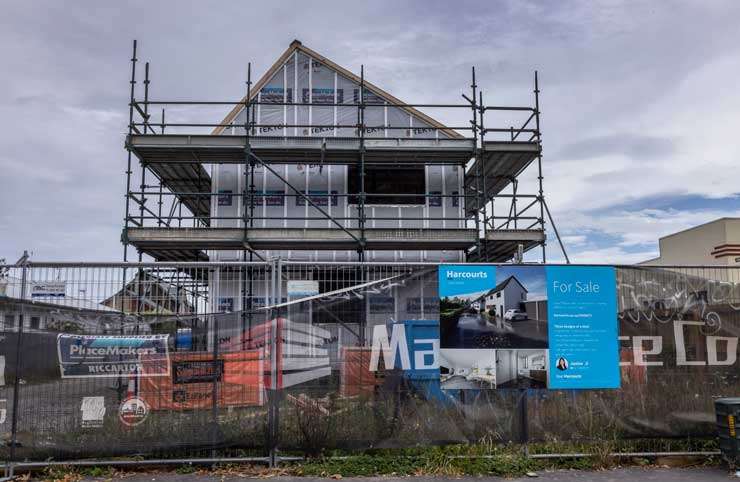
[{"left": 348, "top": 166, "right": 425, "bottom": 205}]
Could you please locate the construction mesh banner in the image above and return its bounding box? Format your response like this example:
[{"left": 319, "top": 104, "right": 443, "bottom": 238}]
[{"left": 0, "top": 262, "right": 738, "bottom": 461}]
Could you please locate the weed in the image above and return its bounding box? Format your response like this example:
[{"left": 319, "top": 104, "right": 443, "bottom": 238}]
[
  {"left": 175, "top": 463, "right": 196, "bottom": 474},
  {"left": 39, "top": 466, "right": 82, "bottom": 482}
]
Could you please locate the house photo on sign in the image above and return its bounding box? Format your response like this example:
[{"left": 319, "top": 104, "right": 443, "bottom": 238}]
[
  {"left": 438, "top": 265, "right": 620, "bottom": 390},
  {"left": 438, "top": 264, "right": 498, "bottom": 390}
]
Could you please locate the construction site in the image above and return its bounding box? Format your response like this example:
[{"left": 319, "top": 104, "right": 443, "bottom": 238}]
[{"left": 1, "top": 38, "right": 739, "bottom": 473}]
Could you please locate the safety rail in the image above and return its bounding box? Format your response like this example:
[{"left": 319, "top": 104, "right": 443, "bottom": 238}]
[{"left": 124, "top": 190, "right": 543, "bottom": 231}]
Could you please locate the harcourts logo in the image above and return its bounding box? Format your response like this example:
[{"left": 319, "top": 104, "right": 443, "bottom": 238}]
[{"left": 446, "top": 270, "right": 487, "bottom": 279}]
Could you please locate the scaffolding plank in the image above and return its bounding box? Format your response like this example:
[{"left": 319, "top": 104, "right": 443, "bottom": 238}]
[
  {"left": 467, "top": 229, "right": 546, "bottom": 262},
  {"left": 464, "top": 141, "right": 541, "bottom": 215},
  {"left": 136, "top": 247, "right": 210, "bottom": 263},
  {"left": 127, "top": 134, "right": 475, "bottom": 166},
  {"left": 126, "top": 226, "right": 478, "bottom": 251}
]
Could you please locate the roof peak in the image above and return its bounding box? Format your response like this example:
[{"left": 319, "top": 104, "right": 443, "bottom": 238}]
[{"left": 213, "top": 40, "right": 462, "bottom": 138}]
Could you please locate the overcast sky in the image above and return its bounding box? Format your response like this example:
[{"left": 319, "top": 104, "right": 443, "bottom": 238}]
[{"left": 0, "top": 1, "right": 738, "bottom": 264}]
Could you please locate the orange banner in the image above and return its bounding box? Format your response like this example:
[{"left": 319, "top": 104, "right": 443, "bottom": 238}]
[
  {"left": 139, "top": 351, "right": 264, "bottom": 410},
  {"left": 339, "top": 347, "right": 380, "bottom": 397}
]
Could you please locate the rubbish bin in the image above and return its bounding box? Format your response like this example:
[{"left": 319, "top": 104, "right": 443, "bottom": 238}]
[{"left": 715, "top": 397, "right": 740, "bottom": 469}]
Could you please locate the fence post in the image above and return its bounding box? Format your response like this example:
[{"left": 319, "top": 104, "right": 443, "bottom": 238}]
[
  {"left": 9, "top": 252, "right": 30, "bottom": 472},
  {"left": 274, "top": 258, "right": 283, "bottom": 465},
  {"left": 267, "top": 258, "right": 279, "bottom": 466},
  {"left": 519, "top": 388, "right": 529, "bottom": 451},
  {"left": 211, "top": 309, "right": 219, "bottom": 458}
]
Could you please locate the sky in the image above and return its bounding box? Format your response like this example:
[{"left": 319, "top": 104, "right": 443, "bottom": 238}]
[
  {"left": 0, "top": 0, "right": 738, "bottom": 264},
  {"left": 496, "top": 266, "right": 547, "bottom": 301}
]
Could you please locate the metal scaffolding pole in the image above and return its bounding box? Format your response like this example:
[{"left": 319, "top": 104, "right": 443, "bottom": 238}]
[
  {"left": 479, "top": 90, "right": 488, "bottom": 261},
  {"left": 157, "top": 108, "right": 165, "bottom": 227},
  {"left": 241, "top": 63, "right": 253, "bottom": 347},
  {"left": 534, "top": 70, "right": 546, "bottom": 263},
  {"left": 243, "top": 62, "right": 252, "bottom": 250},
  {"left": 467, "top": 67, "right": 480, "bottom": 261},
  {"left": 358, "top": 65, "right": 367, "bottom": 262},
  {"left": 122, "top": 40, "right": 137, "bottom": 263},
  {"left": 138, "top": 61, "right": 150, "bottom": 263}
]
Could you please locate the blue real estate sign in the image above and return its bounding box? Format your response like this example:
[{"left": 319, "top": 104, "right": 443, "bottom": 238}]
[
  {"left": 546, "top": 266, "right": 620, "bottom": 389},
  {"left": 437, "top": 264, "right": 619, "bottom": 390}
]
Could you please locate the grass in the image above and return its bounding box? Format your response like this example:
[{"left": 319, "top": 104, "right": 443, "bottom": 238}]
[
  {"left": 290, "top": 439, "right": 722, "bottom": 477},
  {"left": 21, "top": 439, "right": 722, "bottom": 480}
]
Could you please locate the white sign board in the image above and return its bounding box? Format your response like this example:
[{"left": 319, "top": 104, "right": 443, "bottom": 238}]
[
  {"left": 81, "top": 396, "right": 106, "bottom": 427},
  {"left": 287, "top": 280, "right": 319, "bottom": 299},
  {"left": 31, "top": 281, "right": 66, "bottom": 298}
]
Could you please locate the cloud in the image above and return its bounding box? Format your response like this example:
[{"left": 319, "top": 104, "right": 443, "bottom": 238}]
[
  {"left": 1, "top": 0, "right": 739, "bottom": 264},
  {"left": 556, "top": 134, "right": 675, "bottom": 162}
]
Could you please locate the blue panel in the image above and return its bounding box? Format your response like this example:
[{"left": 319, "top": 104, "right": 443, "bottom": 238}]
[
  {"left": 546, "top": 266, "right": 620, "bottom": 389},
  {"left": 403, "top": 319, "right": 440, "bottom": 380},
  {"left": 402, "top": 319, "right": 453, "bottom": 403}
]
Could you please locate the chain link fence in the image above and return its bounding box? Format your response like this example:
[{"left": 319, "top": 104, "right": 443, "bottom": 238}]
[{"left": 0, "top": 261, "right": 738, "bottom": 466}]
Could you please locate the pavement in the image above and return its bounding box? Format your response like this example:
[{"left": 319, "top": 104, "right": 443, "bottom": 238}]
[{"left": 78, "top": 466, "right": 737, "bottom": 481}]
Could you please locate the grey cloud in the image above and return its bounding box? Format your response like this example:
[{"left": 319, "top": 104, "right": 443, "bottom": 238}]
[{"left": 556, "top": 134, "right": 676, "bottom": 162}]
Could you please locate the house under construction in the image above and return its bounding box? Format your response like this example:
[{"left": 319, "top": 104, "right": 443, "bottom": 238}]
[
  {"left": 120, "top": 40, "right": 566, "bottom": 318},
  {"left": 122, "top": 40, "right": 563, "bottom": 264}
]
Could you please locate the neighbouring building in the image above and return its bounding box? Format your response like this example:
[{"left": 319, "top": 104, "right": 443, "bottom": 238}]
[
  {"left": 102, "top": 271, "right": 195, "bottom": 315},
  {"left": 0, "top": 276, "right": 129, "bottom": 334},
  {"left": 641, "top": 218, "right": 740, "bottom": 267},
  {"left": 484, "top": 275, "right": 528, "bottom": 317}
]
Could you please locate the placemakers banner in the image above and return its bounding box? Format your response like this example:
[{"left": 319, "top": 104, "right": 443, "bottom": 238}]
[
  {"left": 438, "top": 264, "right": 619, "bottom": 390},
  {"left": 57, "top": 334, "right": 170, "bottom": 378}
]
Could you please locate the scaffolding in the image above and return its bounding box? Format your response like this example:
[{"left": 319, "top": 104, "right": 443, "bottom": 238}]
[{"left": 120, "top": 39, "right": 568, "bottom": 265}]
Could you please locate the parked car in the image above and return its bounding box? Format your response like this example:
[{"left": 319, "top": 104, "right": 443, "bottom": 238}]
[{"left": 504, "top": 309, "right": 528, "bottom": 321}]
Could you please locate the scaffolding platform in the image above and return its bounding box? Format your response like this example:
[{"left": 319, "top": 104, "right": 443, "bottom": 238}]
[
  {"left": 125, "top": 226, "right": 479, "bottom": 253},
  {"left": 130, "top": 245, "right": 209, "bottom": 263},
  {"left": 467, "top": 229, "right": 546, "bottom": 262},
  {"left": 464, "top": 141, "right": 541, "bottom": 215},
  {"left": 146, "top": 162, "right": 211, "bottom": 223},
  {"left": 126, "top": 134, "right": 475, "bottom": 166}
]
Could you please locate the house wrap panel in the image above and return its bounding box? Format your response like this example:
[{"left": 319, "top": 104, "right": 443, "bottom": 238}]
[{"left": 210, "top": 47, "right": 464, "bottom": 263}]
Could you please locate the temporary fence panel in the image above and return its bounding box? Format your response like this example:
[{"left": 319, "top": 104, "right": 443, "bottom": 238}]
[
  {"left": 1, "top": 261, "right": 739, "bottom": 463},
  {"left": 0, "top": 263, "right": 274, "bottom": 462}
]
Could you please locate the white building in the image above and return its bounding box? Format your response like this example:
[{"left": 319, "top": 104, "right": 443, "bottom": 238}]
[{"left": 484, "top": 275, "right": 528, "bottom": 317}]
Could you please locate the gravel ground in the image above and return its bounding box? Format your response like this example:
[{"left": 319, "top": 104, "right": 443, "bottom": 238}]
[{"left": 75, "top": 466, "right": 737, "bottom": 482}]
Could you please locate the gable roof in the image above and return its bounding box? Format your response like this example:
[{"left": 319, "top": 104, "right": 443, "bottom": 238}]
[
  {"left": 212, "top": 39, "right": 463, "bottom": 139},
  {"left": 102, "top": 271, "right": 195, "bottom": 313},
  {"left": 487, "top": 275, "right": 528, "bottom": 296}
]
